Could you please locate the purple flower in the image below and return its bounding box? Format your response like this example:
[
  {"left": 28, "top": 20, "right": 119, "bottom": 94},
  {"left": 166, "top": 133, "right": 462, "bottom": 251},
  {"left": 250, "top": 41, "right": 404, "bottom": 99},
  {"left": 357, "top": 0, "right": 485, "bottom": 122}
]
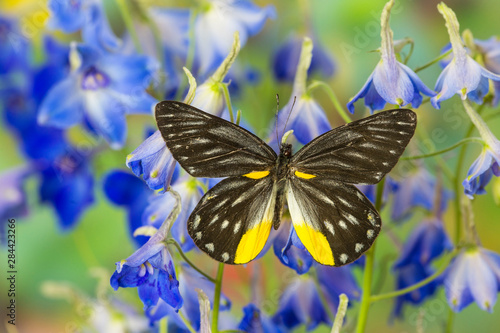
[
  {"left": 390, "top": 168, "right": 452, "bottom": 221},
  {"left": 193, "top": 0, "right": 276, "bottom": 77},
  {"left": 103, "top": 170, "right": 153, "bottom": 246},
  {"left": 272, "top": 34, "right": 335, "bottom": 83},
  {"left": 127, "top": 130, "right": 177, "bottom": 192},
  {"left": 347, "top": 0, "right": 435, "bottom": 114},
  {"left": 110, "top": 193, "right": 183, "bottom": 311},
  {"left": 38, "top": 43, "right": 158, "bottom": 149},
  {"left": 392, "top": 262, "right": 440, "bottom": 319},
  {"left": 146, "top": 264, "right": 231, "bottom": 329},
  {"left": 394, "top": 217, "right": 453, "bottom": 268},
  {"left": 273, "top": 277, "right": 331, "bottom": 330},
  {"left": 47, "top": 0, "right": 120, "bottom": 51},
  {"left": 431, "top": 4, "right": 500, "bottom": 108},
  {"left": 239, "top": 303, "right": 283, "bottom": 333},
  {"left": 39, "top": 150, "right": 95, "bottom": 231},
  {"left": 463, "top": 147, "right": 500, "bottom": 198},
  {"left": 273, "top": 221, "right": 313, "bottom": 274},
  {"left": 461, "top": 100, "right": 500, "bottom": 198},
  {"left": 0, "top": 15, "right": 30, "bottom": 74},
  {"left": 444, "top": 247, "right": 500, "bottom": 312},
  {"left": 274, "top": 37, "right": 331, "bottom": 145}
]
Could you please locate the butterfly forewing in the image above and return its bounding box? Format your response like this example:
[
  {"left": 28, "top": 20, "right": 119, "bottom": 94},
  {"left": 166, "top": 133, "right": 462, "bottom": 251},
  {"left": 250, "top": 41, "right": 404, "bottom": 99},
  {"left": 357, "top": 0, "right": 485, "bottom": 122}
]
[
  {"left": 290, "top": 109, "right": 416, "bottom": 184},
  {"left": 286, "top": 177, "right": 381, "bottom": 266},
  {"left": 155, "top": 101, "right": 277, "bottom": 178},
  {"left": 187, "top": 175, "right": 276, "bottom": 264}
]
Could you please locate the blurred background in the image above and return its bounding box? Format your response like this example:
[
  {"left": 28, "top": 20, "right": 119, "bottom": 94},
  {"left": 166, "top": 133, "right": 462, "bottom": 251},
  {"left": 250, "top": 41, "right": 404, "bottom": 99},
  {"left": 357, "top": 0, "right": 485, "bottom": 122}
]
[{"left": 1, "top": 0, "right": 500, "bottom": 332}]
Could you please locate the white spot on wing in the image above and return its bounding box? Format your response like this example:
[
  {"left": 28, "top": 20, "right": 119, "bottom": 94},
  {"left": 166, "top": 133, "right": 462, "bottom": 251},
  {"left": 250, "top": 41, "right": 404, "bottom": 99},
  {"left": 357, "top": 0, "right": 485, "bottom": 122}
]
[
  {"left": 205, "top": 243, "right": 214, "bottom": 252},
  {"left": 389, "top": 150, "right": 397, "bottom": 154},
  {"left": 195, "top": 232, "right": 202, "bottom": 240},
  {"left": 221, "top": 220, "right": 229, "bottom": 229},
  {"left": 339, "top": 220, "right": 348, "bottom": 229},
  {"left": 325, "top": 221, "right": 335, "bottom": 236},
  {"left": 345, "top": 213, "right": 359, "bottom": 225},
  {"left": 221, "top": 252, "right": 229, "bottom": 262},
  {"left": 193, "top": 215, "right": 201, "bottom": 229},
  {"left": 367, "top": 229, "right": 375, "bottom": 239},
  {"left": 355, "top": 243, "right": 364, "bottom": 252},
  {"left": 233, "top": 221, "right": 241, "bottom": 234},
  {"left": 340, "top": 254, "right": 348, "bottom": 263}
]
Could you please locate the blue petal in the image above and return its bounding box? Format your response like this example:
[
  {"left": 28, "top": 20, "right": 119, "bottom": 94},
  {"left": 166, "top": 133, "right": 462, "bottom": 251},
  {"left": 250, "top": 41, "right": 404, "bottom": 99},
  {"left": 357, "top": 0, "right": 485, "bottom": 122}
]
[
  {"left": 444, "top": 253, "right": 473, "bottom": 312},
  {"left": 84, "top": 90, "right": 128, "bottom": 149},
  {"left": 316, "top": 265, "right": 361, "bottom": 302},
  {"left": 463, "top": 151, "right": 495, "bottom": 198},
  {"left": 157, "top": 268, "right": 183, "bottom": 311},
  {"left": 38, "top": 77, "right": 85, "bottom": 128},
  {"left": 110, "top": 264, "right": 150, "bottom": 290},
  {"left": 372, "top": 61, "right": 415, "bottom": 106},
  {"left": 467, "top": 251, "right": 498, "bottom": 312},
  {"left": 103, "top": 170, "right": 151, "bottom": 206},
  {"left": 347, "top": 72, "right": 375, "bottom": 113},
  {"left": 273, "top": 224, "right": 313, "bottom": 274},
  {"left": 467, "top": 75, "right": 490, "bottom": 104},
  {"left": 289, "top": 97, "right": 331, "bottom": 145},
  {"left": 138, "top": 271, "right": 160, "bottom": 308},
  {"left": 81, "top": 3, "right": 121, "bottom": 51},
  {"left": 47, "top": 0, "right": 85, "bottom": 33}
]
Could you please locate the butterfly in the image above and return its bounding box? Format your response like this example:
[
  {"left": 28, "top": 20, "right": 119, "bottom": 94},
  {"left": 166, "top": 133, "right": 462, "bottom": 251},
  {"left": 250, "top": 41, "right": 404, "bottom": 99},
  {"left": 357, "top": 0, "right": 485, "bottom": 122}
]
[{"left": 155, "top": 101, "right": 416, "bottom": 266}]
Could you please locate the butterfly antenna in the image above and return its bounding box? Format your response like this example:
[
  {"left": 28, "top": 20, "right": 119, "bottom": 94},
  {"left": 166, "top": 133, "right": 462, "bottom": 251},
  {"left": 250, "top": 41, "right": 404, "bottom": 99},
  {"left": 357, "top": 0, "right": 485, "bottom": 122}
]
[
  {"left": 281, "top": 96, "right": 296, "bottom": 142},
  {"left": 275, "top": 94, "right": 280, "bottom": 144}
]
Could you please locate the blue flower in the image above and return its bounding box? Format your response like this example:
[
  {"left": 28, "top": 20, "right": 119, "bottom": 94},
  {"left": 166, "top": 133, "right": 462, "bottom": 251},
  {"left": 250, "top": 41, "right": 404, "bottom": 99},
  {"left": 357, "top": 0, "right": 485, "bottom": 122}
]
[
  {"left": 394, "top": 218, "right": 453, "bottom": 268},
  {"left": 47, "top": 0, "right": 120, "bottom": 51},
  {"left": 239, "top": 303, "right": 283, "bottom": 333},
  {"left": 390, "top": 168, "right": 451, "bottom": 221},
  {"left": 0, "top": 167, "right": 30, "bottom": 243},
  {"left": 316, "top": 265, "right": 361, "bottom": 304},
  {"left": 461, "top": 100, "right": 500, "bottom": 198},
  {"left": 39, "top": 150, "right": 95, "bottom": 231},
  {"left": 193, "top": 0, "right": 276, "bottom": 77},
  {"left": 274, "top": 37, "right": 331, "bottom": 146},
  {"left": 0, "top": 15, "right": 30, "bottom": 74},
  {"left": 127, "top": 130, "right": 178, "bottom": 192},
  {"left": 444, "top": 247, "right": 500, "bottom": 312},
  {"left": 273, "top": 277, "right": 331, "bottom": 331},
  {"left": 347, "top": 0, "right": 435, "bottom": 114},
  {"left": 392, "top": 262, "right": 440, "bottom": 319},
  {"left": 463, "top": 147, "right": 500, "bottom": 198},
  {"left": 273, "top": 221, "right": 313, "bottom": 274},
  {"left": 110, "top": 228, "right": 183, "bottom": 311},
  {"left": 38, "top": 43, "right": 158, "bottom": 149},
  {"left": 103, "top": 170, "right": 153, "bottom": 246},
  {"left": 146, "top": 264, "right": 231, "bottom": 329},
  {"left": 273, "top": 34, "right": 335, "bottom": 83},
  {"left": 475, "top": 37, "right": 500, "bottom": 106},
  {"left": 142, "top": 176, "right": 202, "bottom": 252},
  {"left": 431, "top": 4, "right": 500, "bottom": 109}
]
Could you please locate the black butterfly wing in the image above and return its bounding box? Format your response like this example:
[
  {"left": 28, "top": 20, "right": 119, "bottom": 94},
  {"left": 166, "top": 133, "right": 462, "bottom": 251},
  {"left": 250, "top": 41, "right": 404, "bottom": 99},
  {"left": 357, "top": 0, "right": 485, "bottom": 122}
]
[
  {"left": 290, "top": 109, "right": 417, "bottom": 184},
  {"left": 155, "top": 101, "right": 277, "bottom": 178},
  {"left": 187, "top": 175, "right": 277, "bottom": 264},
  {"left": 286, "top": 177, "right": 381, "bottom": 266}
]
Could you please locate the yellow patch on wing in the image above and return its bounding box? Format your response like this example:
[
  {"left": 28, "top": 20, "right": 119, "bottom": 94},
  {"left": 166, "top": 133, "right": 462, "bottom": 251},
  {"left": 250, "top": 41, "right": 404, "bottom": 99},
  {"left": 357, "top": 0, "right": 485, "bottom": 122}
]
[
  {"left": 234, "top": 221, "right": 272, "bottom": 264},
  {"left": 294, "top": 222, "right": 335, "bottom": 265},
  {"left": 243, "top": 170, "right": 270, "bottom": 179},
  {"left": 294, "top": 171, "right": 316, "bottom": 179}
]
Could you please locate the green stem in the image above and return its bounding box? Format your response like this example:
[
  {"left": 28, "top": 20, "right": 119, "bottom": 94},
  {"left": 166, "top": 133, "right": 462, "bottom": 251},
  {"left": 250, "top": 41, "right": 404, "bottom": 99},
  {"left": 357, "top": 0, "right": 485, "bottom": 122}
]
[
  {"left": 307, "top": 80, "right": 352, "bottom": 123},
  {"left": 159, "top": 317, "right": 168, "bottom": 333},
  {"left": 211, "top": 262, "right": 225, "bottom": 333},
  {"left": 370, "top": 250, "right": 456, "bottom": 302},
  {"left": 403, "top": 39, "right": 414, "bottom": 64},
  {"left": 355, "top": 178, "right": 385, "bottom": 333},
  {"left": 445, "top": 308, "right": 455, "bottom": 333},
  {"left": 453, "top": 104, "right": 485, "bottom": 244},
  {"left": 179, "top": 311, "right": 197, "bottom": 333},
  {"left": 167, "top": 239, "right": 216, "bottom": 283},
  {"left": 116, "top": 0, "right": 143, "bottom": 53},
  {"left": 414, "top": 49, "right": 452, "bottom": 73},
  {"left": 220, "top": 82, "right": 234, "bottom": 123},
  {"left": 331, "top": 294, "right": 349, "bottom": 333},
  {"left": 175, "top": 8, "right": 198, "bottom": 101},
  {"left": 401, "top": 137, "right": 484, "bottom": 160}
]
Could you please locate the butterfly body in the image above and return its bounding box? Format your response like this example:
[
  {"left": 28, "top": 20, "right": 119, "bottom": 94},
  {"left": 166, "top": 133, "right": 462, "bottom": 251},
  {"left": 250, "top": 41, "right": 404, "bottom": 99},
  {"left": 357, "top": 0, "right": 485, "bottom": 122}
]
[{"left": 155, "top": 101, "right": 417, "bottom": 266}]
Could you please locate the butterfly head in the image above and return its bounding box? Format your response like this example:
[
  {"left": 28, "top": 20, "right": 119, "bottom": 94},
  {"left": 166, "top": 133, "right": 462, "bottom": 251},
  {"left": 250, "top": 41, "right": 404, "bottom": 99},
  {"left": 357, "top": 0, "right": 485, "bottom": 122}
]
[{"left": 280, "top": 143, "right": 292, "bottom": 158}]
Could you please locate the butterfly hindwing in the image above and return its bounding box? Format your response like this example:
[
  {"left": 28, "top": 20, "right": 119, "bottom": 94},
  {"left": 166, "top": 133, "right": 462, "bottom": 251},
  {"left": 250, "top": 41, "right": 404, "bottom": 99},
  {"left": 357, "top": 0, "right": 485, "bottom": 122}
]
[
  {"left": 187, "top": 175, "right": 277, "bottom": 264},
  {"left": 155, "top": 101, "right": 277, "bottom": 178},
  {"left": 286, "top": 176, "right": 381, "bottom": 266},
  {"left": 290, "top": 109, "right": 416, "bottom": 184}
]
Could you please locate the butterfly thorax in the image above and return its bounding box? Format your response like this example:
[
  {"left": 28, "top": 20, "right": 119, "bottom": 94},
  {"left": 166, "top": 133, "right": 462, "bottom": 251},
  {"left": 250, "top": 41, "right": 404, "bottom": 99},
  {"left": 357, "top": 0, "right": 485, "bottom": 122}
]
[{"left": 271, "top": 143, "right": 293, "bottom": 230}]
